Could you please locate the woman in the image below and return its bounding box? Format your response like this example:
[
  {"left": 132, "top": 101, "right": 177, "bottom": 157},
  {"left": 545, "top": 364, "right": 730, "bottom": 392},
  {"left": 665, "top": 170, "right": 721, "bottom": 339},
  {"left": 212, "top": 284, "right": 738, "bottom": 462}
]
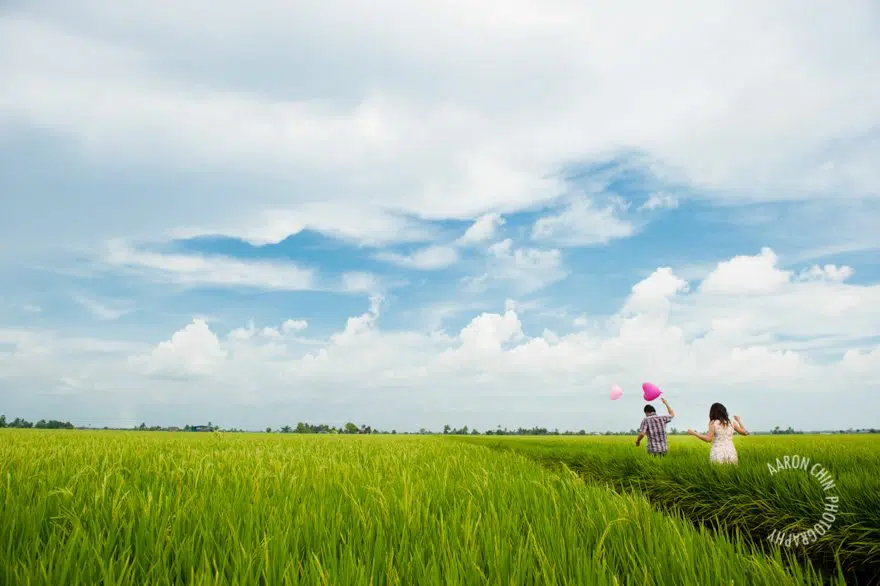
[{"left": 687, "top": 403, "right": 748, "bottom": 464}]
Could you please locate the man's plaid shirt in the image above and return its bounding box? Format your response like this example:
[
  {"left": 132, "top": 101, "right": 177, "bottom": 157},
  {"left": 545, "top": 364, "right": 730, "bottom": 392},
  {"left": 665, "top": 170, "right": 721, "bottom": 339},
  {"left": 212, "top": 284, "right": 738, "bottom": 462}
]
[{"left": 639, "top": 413, "right": 673, "bottom": 453}]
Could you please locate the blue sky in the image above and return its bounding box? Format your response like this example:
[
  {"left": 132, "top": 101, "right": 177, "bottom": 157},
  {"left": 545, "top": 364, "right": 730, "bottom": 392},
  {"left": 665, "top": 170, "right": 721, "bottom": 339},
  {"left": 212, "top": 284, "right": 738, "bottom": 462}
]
[{"left": 1, "top": 1, "right": 879, "bottom": 432}]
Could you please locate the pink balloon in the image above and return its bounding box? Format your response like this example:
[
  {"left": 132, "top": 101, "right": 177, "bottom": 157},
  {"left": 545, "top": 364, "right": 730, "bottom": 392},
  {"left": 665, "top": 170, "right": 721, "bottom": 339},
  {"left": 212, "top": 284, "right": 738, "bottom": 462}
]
[
  {"left": 642, "top": 382, "right": 663, "bottom": 401},
  {"left": 610, "top": 384, "right": 623, "bottom": 400}
]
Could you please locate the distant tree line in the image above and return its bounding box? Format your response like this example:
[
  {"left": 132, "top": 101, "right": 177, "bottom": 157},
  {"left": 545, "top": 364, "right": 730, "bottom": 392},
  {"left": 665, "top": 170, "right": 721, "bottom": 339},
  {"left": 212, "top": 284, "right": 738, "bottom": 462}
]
[
  {"left": 0, "top": 414, "right": 74, "bottom": 429},
  {"left": 273, "top": 422, "right": 366, "bottom": 434},
  {"left": 2, "top": 413, "right": 878, "bottom": 435},
  {"left": 824, "top": 428, "right": 878, "bottom": 435},
  {"left": 770, "top": 425, "right": 801, "bottom": 435},
  {"left": 446, "top": 424, "right": 643, "bottom": 436}
]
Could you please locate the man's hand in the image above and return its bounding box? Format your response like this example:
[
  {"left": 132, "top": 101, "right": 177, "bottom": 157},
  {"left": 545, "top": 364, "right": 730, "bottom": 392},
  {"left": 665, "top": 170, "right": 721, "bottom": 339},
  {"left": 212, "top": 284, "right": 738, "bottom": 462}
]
[
  {"left": 635, "top": 439, "right": 640, "bottom": 447},
  {"left": 687, "top": 428, "right": 696, "bottom": 435}
]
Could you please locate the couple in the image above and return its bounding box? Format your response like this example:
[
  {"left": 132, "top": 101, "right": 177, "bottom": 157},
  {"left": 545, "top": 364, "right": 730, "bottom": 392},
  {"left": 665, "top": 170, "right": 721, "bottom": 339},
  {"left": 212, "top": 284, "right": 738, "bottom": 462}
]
[{"left": 635, "top": 398, "right": 749, "bottom": 463}]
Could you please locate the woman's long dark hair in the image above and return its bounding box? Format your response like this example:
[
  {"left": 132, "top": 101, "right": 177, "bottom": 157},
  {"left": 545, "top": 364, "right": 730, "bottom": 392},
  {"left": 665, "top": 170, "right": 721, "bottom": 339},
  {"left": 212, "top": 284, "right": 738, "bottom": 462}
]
[{"left": 709, "top": 402, "right": 731, "bottom": 425}]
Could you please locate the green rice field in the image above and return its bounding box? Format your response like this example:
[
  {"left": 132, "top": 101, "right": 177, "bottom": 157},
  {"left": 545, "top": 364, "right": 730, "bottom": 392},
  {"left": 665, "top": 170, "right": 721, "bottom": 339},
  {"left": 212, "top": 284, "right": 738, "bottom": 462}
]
[
  {"left": 1, "top": 430, "right": 878, "bottom": 585},
  {"left": 458, "top": 434, "right": 880, "bottom": 583}
]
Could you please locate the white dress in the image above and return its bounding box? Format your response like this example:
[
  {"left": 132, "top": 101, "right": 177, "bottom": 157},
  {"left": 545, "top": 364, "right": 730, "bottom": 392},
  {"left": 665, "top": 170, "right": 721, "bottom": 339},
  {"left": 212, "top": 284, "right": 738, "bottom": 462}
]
[{"left": 709, "top": 420, "right": 738, "bottom": 464}]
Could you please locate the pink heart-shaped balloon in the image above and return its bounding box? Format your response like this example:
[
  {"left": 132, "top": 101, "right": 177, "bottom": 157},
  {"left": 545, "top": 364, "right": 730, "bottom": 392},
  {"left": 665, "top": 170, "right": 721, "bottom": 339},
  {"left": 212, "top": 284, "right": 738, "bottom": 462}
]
[
  {"left": 610, "top": 384, "right": 623, "bottom": 400},
  {"left": 642, "top": 382, "right": 662, "bottom": 401}
]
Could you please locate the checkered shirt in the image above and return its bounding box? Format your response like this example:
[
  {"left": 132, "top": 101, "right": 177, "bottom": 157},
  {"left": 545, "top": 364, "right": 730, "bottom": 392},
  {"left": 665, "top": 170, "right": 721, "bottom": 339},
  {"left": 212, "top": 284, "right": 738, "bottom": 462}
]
[{"left": 639, "top": 414, "right": 673, "bottom": 453}]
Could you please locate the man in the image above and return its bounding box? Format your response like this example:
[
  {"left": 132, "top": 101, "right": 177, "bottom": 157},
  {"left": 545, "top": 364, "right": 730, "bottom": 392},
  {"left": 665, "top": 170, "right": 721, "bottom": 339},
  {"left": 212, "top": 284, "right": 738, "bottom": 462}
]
[{"left": 635, "top": 397, "right": 675, "bottom": 456}]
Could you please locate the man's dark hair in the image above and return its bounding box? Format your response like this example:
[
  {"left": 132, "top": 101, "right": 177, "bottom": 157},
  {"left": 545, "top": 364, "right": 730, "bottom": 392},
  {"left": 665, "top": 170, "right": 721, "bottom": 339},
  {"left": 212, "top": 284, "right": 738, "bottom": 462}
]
[{"left": 644, "top": 404, "right": 656, "bottom": 414}]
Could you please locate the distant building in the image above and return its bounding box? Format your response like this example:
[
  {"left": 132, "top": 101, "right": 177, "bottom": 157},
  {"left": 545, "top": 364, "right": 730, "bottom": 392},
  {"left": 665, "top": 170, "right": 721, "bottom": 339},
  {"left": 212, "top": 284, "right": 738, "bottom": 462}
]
[{"left": 191, "top": 425, "right": 213, "bottom": 432}]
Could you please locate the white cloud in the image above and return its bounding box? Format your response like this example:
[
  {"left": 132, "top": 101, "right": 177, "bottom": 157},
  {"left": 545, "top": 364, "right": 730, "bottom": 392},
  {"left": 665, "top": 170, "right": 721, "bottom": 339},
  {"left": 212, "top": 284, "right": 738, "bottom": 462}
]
[
  {"left": 460, "top": 273, "right": 490, "bottom": 294},
  {"left": 2, "top": 3, "right": 877, "bottom": 257},
  {"left": 103, "top": 240, "right": 317, "bottom": 291},
  {"left": 457, "top": 213, "right": 506, "bottom": 246},
  {"left": 699, "top": 248, "right": 791, "bottom": 295},
  {"left": 340, "top": 272, "right": 384, "bottom": 295},
  {"left": 328, "top": 295, "right": 383, "bottom": 347},
  {"left": 842, "top": 346, "right": 880, "bottom": 373},
  {"left": 622, "top": 268, "right": 689, "bottom": 316},
  {"left": 532, "top": 197, "right": 635, "bottom": 246},
  {"left": 796, "top": 264, "right": 855, "bottom": 283},
  {"left": 74, "top": 295, "right": 134, "bottom": 321},
  {"left": 414, "top": 300, "right": 489, "bottom": 331},
  {"left": 176, "top": 204, "right": 438, "bottom": 248},
  {"left": 457, "top": 240, "right": 567, "bottom": 295},
  {"left": 130, "top": 318, "right": 227, "bottom": 378},
  {"left": 459, "top": 310, "right": 524, "bottom": 352},
  {"left": 639, "top": 192, "right": 679, "bottom": 211},
  {"left": 281, "top": 319, "right": 308, "bottom": 334},
  {"left": 374, "top": 246, "right": 459, "bottom": 270},
  {"left": 484, "top": 239, "right": 568, "bottom": 294},
  {"left": 0, "top": 327, "right": 147, "bottom": 394},
  {"left": 2, "top": 300, "right": 44, "bottom": 314}
]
